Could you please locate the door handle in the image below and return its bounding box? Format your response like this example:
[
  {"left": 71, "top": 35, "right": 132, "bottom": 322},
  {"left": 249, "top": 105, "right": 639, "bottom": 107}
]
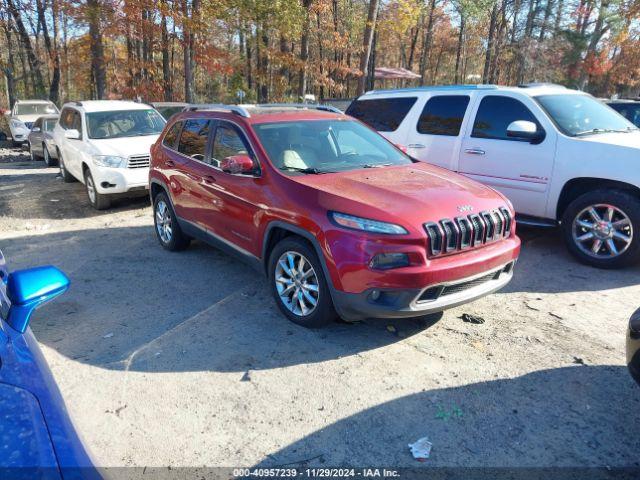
[
  {"left": 166, "top": 160, "right": 175, "bottom": 167},
  {"left": 203, "top": 175, "right": 216, "bottom": 184},
  {"left": 464, "top": 148, "right": 486, "bottom": 155},
  {"left": 407, "top": 143, "right": 426, "bottom": 149}
]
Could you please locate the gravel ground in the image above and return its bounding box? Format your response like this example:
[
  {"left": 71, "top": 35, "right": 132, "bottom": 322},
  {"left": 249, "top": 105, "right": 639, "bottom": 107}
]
[{"left": 1, "top": 145, "right": 639, "bottom": 470}]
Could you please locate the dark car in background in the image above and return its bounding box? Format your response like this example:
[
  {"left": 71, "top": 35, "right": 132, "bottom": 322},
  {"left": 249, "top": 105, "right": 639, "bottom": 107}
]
[
  {"left": 0, "top": 250, "right": 100, "bottom": 479},
  {"left": 150, "top": 102, "right": 188, "bottom": 120},
  {"left": 28, "top": 114, "right": 60, "bottom": 166},
  {"left": 608, "top": 100, "right": 640, "bottom": 127},
  {"left": 628, "top": 308, "right": 640, "bottom": 386}
]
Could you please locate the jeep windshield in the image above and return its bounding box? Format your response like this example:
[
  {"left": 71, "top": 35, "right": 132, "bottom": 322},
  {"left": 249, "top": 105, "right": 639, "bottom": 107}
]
[
  {"left": 86, "top": 109, "right": 166, "bottom": 139},
  {"left": 535, "top": 94, "right": 637, "bottom": 137},
  {"left": 253, "top": 119, "right": 413, "bottom": 174}
]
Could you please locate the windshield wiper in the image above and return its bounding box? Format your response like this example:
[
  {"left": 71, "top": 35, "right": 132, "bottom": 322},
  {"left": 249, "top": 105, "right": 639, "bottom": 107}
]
[
  {"left": 362, "top": 163, "right": 392, "bottom": 168},
  {"left": 575, "top": 127, "right": 637, "bottom": 136},
  {"left": 281, "top": 166, "right": 335, "bottom": 174}
]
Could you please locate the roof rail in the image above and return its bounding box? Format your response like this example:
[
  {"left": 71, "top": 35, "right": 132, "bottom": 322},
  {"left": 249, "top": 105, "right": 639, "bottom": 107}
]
[
  {"left": 518, "top": 82, "right": 566, "bottom": 89},
  {"left": 71, "top": 101, "right": 83, "bottom": 106},
  {"left": 254, "top": 103, "right": 343, "bottom": 114},
  {"left": 364, "top": 84, "right": 498, "bottom": 95},
  {"left": 184, "top": 104, "right": 251, "bottom": 118}
]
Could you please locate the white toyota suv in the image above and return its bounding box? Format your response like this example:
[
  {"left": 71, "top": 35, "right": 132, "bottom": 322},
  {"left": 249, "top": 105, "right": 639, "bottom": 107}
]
[
  {"left": 9, "top": 99, "right": 59, "bottom": 146},
  {"left": 347, "top": 84, "right": 640, "bottom": 269},
  {"left": 53, "top": 100, "right": 166, "bottom": 209}
]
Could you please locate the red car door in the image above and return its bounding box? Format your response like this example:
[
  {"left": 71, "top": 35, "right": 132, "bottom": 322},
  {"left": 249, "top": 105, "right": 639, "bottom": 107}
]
[{"left": 200, "top": 120, "right": 264, "bottom": 256}]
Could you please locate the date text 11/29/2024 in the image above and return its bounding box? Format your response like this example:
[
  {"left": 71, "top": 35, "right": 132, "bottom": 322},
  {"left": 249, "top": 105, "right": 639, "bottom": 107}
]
[{"left": 232, "top": 468, "right": 400, "bottom": 477}]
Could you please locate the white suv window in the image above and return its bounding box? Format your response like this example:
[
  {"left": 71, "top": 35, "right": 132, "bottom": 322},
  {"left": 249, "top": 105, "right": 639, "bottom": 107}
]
[{"left": 471, "top": 95, "right": 541, "bottom": 141}]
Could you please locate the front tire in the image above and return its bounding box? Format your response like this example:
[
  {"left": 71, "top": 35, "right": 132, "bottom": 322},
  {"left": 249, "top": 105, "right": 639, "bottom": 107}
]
[
  {"left": 561, "top": 189, "right": 640, "bottom": 269},
  {"left": 84, "top": 169, "right": 111, "bottom": 210},
  {"left": 153, "top": 192, "right": 190, "bottom": 251},
  {"left": 268, "top": 237, "right": 337, "bottom": 328}
]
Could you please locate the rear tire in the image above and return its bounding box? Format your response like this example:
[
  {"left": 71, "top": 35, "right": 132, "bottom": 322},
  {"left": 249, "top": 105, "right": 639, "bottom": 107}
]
[
  {"left": 561, "top": 189, "right": 640, "bottom": 269},
  {"left": 153, "top": 192, "right": 191, "bottom": 251},
  {"left": 29, "top": 142, "right": 42, "bottom": 161},
  {"left": 268, "top": 237, "right": 337, "bottom": 328},
  {"left": 84, "top": 169, "right": 111, "bottom": 210},
  {"left": 43, "top": 144, "right": 55, "bottom": 167},
  {"left": 58, "top": 150, "right": 75, "bottom": 183}
]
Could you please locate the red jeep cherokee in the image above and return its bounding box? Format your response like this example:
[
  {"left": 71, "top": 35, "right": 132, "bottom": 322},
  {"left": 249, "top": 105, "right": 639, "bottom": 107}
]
[{"left": 149, "top": 104, "right": 521, "bottom": 327}]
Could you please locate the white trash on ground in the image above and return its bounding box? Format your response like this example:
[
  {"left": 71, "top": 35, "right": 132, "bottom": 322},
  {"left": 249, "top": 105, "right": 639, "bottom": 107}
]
[{"left": 408, "top": 436, "right": 432, "bottom": 461}]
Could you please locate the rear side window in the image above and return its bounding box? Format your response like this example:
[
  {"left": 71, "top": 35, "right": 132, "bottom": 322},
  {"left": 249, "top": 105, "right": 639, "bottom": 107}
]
[
  {"left": 346, "top": 97, "right": 417, "bottom": 132},
  {"left": 44, "top": 119, "right": 57, "bottom": 132},
  {"left": 417, "top": 96, "right": 470, "bottom": 136},
  {"left": 472, "top": 96, "right": 540, "bottom": 141},
  {"left": 177, "top": 119, "right": 210, "bottom": 160},
  {"left": 211, "top": 123, "right": 251, "bottom": 167},
  {"left": 163, "top": 121, "right": 183, "bottom": 149}
]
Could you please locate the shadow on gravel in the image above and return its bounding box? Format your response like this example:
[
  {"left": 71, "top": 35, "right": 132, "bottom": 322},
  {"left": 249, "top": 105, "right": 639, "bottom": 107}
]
[
  {"left": 1, "top": 225, "right": 639, "bottom": 375},
  {"left": 255, "top": 365, "right": 640, "bottom": 469},
  {"left": 1, "top": 226, "right": 440, "bottom": 373}
]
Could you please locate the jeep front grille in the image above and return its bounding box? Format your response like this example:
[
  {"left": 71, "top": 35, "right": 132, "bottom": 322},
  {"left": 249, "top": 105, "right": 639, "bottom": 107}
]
[
  {"left": 127, "top": 154, "right": 150, "bottom": 169},
  {"left": 424, "top": 207, "right": 512, "bottom": 256}
]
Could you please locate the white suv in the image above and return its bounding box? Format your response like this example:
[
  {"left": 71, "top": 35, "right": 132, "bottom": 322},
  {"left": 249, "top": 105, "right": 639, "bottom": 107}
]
[
  {"left": 347, "top": 84, "right": 640, "bottom": 268},
  {"left": 9, "top": 99, "right": 59, "bottom": 146},
  {"left": 53, "top": 100, "right": 166, "bottom": 209}
]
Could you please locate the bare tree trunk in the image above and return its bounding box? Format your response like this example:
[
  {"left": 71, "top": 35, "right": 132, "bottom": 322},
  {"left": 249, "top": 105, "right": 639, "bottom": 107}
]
[
  {"left": 1, "top": 18, "right": 17, "bottom": 107},
  {"left": 86, "top": 0, "right": 106, "bottom": 98},
  {"left": 454, "top": 15, "right": 465, "bottom": 83},
  {"left": 258, "top": 30, "right": 269, "bottom": 102},
  {"left": 7, "top": 0, "right": 45, "bottom": 95},
  {"left": 298, "top": 0, "right": 313, "bottom": 98},
  {"left": 419, "top": 0, "right": 436, "bottom": 85},
  {"left": 357, "top": 0, "right": 380, "bottom": 95},
  {"left": 36, "top": 0, "right": 60, "bottom": 103},
  {"left": 161, "top": 14, "right": 172, "bottom": 100},
  {"left": 182, "top": 0, "right": 193, "bottom": 102},
  {"left": 554, "top": 0, "right": 564, "bottom": 32},
  {"left": 483, "top": 2, "right": 498, "bottom": 83},
  {"left": 539, "top": 0, "right": 554, "bottom": 40}
]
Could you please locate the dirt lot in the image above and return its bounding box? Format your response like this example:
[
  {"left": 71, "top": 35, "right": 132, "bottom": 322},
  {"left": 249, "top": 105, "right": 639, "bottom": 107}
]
[{"left": 1, "top": 145, "right": 639, "bottom": 470}]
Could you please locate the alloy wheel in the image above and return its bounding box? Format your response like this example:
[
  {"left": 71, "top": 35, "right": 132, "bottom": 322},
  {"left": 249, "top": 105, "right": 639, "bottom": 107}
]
[
  {"left": 86, "top": 174, "right": 96, "bottom": 204},
  {"left": 572, "top": 203, "right": 633, "bottom": 259},
  {"left": 274, "top": 251, "right": 320, "bottom": 316},
  {"left": 155, "top": 200, "right": 173, "bottom": 243}
]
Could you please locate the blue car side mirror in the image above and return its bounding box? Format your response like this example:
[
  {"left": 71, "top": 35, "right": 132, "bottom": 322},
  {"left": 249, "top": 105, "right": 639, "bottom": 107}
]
[{"left": 2, "top": 266, "right": 70, "bottom": 333}]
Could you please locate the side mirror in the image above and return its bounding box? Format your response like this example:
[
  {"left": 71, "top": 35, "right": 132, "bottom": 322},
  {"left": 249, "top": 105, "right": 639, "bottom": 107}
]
[
  {"left": 31, "top": 126, "right": 41, "bottom": 133},
  {"left": 221, "top": 154, "right": 256, "bottom": 175},
  {"left": 507, "top": 120, "right": 544, "bottom": 143},
  {"left": 2, "top": 266, "right": 69, "bottom": 333},
  {"left": 64, "top": 129, "right": 81, "bottom": 140}
]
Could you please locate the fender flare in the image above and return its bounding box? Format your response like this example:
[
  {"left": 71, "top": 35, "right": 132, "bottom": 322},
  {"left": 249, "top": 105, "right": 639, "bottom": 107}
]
[{"left": 262, "top": 221, "right": 339, "bottom": 294}]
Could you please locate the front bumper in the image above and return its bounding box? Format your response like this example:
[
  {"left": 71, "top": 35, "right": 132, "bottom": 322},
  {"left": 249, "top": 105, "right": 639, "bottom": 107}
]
[
  {"left": 627, "top": 308, "right": 640, "bottom": 386},
  {"left": 333, "top": 261, "right": 515, "bottom": 321},
  {"left": 10, "top": 126, "right": 29, "bottom": 143},
  {"left": 92, "top": 165, "right": 150, "bottom": 195}
]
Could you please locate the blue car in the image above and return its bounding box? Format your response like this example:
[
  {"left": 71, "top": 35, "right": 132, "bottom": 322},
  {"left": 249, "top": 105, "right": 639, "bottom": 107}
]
[{"left": 0, "top": 250, "right": 101, "bottom": 479}]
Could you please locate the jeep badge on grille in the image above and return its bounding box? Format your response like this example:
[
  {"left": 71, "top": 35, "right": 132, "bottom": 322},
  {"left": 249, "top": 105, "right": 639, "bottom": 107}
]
[{"left": 457, "top": 205, "right": 473, "bottom": 212}]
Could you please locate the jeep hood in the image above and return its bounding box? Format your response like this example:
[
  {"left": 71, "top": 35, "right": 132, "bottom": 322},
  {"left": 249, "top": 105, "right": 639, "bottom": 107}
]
[
  {"left": 87, "top": 135, "right": 159, "bottom": 158},
  {"left": 291, "top": 163, "right": 510, "bottom": 227}
]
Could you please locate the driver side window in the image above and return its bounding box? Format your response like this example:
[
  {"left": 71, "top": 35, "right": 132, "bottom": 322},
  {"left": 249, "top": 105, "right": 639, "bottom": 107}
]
[{"left": 211, "top": 123, "right": 251, "bottom": 168}]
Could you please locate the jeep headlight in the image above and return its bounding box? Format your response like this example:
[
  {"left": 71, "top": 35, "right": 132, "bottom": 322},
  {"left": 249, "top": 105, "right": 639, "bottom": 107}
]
[
  {"left": 93, "top": 155, "right": 127, "bottom": 168},
  {"left": 330, "top": 212, "right": 408, "bottom": 235}
]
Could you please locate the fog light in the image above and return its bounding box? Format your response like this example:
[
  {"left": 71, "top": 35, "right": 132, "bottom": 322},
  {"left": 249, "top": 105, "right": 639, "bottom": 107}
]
[
  {"left": 370, "top": 289, "right": 381, "bottom": 301},
  {"left": 369, "top": 253, "right": 410, "bottom": 270}
]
